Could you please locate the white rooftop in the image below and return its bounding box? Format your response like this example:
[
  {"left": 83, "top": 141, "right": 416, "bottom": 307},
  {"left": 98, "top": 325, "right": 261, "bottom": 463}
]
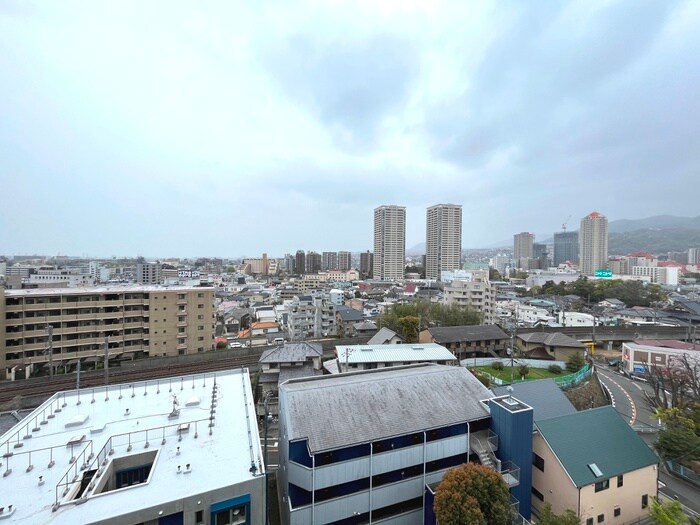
[
  {"left": 0, "top": 368, "right": 263, "bottom": 524},
  {"left": 335, "top": 343, "right": 456, "bottom": 364}
]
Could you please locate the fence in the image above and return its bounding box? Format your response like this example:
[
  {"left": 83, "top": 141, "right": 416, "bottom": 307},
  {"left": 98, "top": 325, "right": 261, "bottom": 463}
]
[
  {"left": 667, "top": 460, "right": 700, "bottom": 488},
  {"left": 476, "top": 362, "right": 592, "bottom": 388},
  {"left": 462, "top": 357, "right": 567, "bottom": 369}
]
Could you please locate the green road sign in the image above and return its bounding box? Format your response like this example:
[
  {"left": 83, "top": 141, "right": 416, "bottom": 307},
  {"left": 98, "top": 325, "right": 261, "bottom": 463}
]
[{"left": 595, "top": 269, "right": 613, "bottom": 278}]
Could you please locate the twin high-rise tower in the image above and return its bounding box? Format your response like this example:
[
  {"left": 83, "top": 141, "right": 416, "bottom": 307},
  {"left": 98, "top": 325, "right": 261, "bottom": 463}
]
[{"left": 373, "top": 204, "right": 462, "bottom": 281}]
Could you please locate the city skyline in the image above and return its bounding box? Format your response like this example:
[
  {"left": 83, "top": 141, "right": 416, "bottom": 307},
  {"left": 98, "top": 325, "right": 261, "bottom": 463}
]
[{"left": 1, "top": 2, "right": 699, "bottom": 257}]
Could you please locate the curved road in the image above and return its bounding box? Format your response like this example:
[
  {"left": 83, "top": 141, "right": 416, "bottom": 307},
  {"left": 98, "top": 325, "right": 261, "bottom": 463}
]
[{"left": 596, "top": 365, "right": 700, "bottom": 517}]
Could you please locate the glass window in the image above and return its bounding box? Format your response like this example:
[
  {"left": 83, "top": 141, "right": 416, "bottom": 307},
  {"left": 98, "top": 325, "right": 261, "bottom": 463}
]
[
  {"left": 533, "top": 453, "right": 545, "bottom": 471},
  {"left": 594, "top": 479, "right": 610, "bottom": 492},
  {"left": 597, "top": 514, "right": 604, "bottom": 523},
  {"left": 617, "top": 474, "right": 623, "bottom": 487},
  {"left": 614, "top": 506, "right": 621, "bottom": 517},
  {"left": 642, "top": 494, "right": 648, "bottom": 509}
]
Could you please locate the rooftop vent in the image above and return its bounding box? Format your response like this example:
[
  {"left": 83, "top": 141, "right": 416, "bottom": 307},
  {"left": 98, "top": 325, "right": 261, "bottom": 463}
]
[
  {"left": 65, "top": 414, "right": 89, "bottom": 429},
  {"left": 185, "top": 396, "right": 200, "bottom": 407},
  {"left": 411, "top": 346, "right": 424, "bottom": 351},
  {"left": 66, "top": 435, "right": 86, "bottom": 447},
  {"left": 588, "top": 463, "right": 603, "bottom": 477},
  {"left": 360, "top": 347, "right": 373, "bottom": 352}
]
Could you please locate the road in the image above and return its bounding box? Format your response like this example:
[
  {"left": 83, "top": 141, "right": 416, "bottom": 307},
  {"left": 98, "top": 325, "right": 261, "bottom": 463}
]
[{"left": 597, "top": 365, "right": 700, "bottom": 517}]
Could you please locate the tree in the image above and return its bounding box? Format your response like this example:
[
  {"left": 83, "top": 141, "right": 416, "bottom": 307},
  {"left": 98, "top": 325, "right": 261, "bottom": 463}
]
[
  {"left": 655, "top": 407, "right": 700, "bottom": 462},
  {"left": 518, "top": 364, "right": 529, "bottom": 379},
  {"left": 397, "top": 316, "right": 420, "bottom": 343},
  {"left": 566, "top": 352, "right": 585, "bottom": 373},
  {"left": 434, "top": 463, "right": 512, "bottom": 525},
  {"left": 649, "top": 498, "right": 688, "bottom": 525},
  {"left": 537, "top": 503, "right": 580, "bottom": 525},
  {"left": 377, "top": 302, "right": 481, "bottom": 333}
]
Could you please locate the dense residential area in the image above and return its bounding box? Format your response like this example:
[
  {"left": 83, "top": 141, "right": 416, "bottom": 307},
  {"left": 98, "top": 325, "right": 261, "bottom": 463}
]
[{"left": 2, "top": 209, "right": 700, "bottom": 525}]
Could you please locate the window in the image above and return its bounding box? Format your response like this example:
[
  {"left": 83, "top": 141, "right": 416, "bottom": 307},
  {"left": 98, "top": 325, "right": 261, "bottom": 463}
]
[
  {"left": 533, "top": 453, "right": 545, "bottom": 471},
  {"left": 642, "top": 494, "right": 648, "bottom": 509},
  {"left": 594, "top": 479, "right": 610, "bottom": 492},
  {"left": 531, "top": 486, "right": 544, "bottom": 502},
  {"left": 195, "top": 510, "right": 203, "bottom": 524},
  {"left": 198, "top": 304, "right": 204, "bottom": 309},
  {"left": 617, "top": 474, "right": 623, "bottom": 487},
  {"left": 586, "top": 519, "right": 593, "bottom": 525},
  {"left": 614, "top": 506, "right": 621, "bottom": 517},
  {"left": 597, "top": 514, "right": 604, "bottom": 523}
]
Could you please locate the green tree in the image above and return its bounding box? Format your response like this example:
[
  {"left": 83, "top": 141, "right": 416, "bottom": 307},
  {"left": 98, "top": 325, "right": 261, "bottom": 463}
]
[
  {"left": 537, "top": 503, "right": 580, "bottom": 525},
  {"left": 434, "top": 463, "right": 512, "bottom": 525},
  {"left": 649, "top": 498, "right": 688, "bottom": 525},
  {"left": 566, "top": 352, "right": 585, "bottom": 373},
  {"left": 518, "top": 364, "right": 529, "bottom": 379},
  {"left": 655, "top": 408, "right": 700, "bottom": 462},
  {"left": 397, "top": 316, "right": 420, "bottom": 343},
  {"left": 377, "top": 302, "right": 480, "bottom": 333}
]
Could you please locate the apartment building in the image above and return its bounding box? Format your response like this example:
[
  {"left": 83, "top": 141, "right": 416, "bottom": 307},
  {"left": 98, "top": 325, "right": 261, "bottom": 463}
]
[
  {"left": 425, "top": 204, "right": 462, "bottom": 281},
  {"left": 553, "top": 231, "right": 579, "bottom": 266},
  {"left": 1, "top": 285, "right": 215, "bottom": 380},
  {"left": 442, "top": 270, "right": 497, "bottom": 324},
  {"left": 136, "top": 260, "right": 163, "bottom": 284},
  {"left": 579, "top": 212, "right": 609, "bottom": 276},
  {"left": 373, "top": 205, "right": 406, "bottom": 281}
]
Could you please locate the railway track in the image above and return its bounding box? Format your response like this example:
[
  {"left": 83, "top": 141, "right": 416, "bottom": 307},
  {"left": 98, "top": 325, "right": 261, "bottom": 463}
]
[{"left": 0, "top": 353, "right": 261, "bottom": 405}]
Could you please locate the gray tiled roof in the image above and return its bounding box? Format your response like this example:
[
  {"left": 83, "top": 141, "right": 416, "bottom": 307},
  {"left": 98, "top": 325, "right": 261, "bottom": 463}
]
[
  {"left": 425, "top": 325, "right": 508, "bottom": 343},
  {"left": 367, "top": 327, "right": 402, "bottom": 345},
  {"left": 492, "top": 379, "right": 576, "bottom": 425},
  {"left": 278, "top": 364, "right": 322, "bottom": 383},
  {"left": 518, "top": 332, "right": 586, "bottom": 348},
  {"left": 259, "top": 342, "right": 323, "bottom": 363},
  {"left": 281, "top": 364, "right": 491, "bottom": 454},
  {"left": 336, "top": 306, "right": 364, "bottom": 322}
]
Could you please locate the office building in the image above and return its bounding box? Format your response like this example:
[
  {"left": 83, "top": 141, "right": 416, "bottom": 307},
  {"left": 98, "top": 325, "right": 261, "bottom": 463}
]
[
  {"left": 553, "top": 231, "right": 579, "bottom": 266},
  {"left": 373, "top": 205, "right": 406, "bottom": 281},
  {"left": 1, "top": 285, "right": 215, "bottom": 381},
  {"left": 305, "top": 252, "right": 322, "bottom": 274},
  {"left": 425, "top": 204, "right": 462, "bottom": 281},
  {"left": 533, "top": 243, "right": 548, "bottom": 269},
  {"left": 0, "top": 368, "right": 265, "bottom": 524},
  {"left": 579, "top": 212, "right": 609, "bottom": 276}
]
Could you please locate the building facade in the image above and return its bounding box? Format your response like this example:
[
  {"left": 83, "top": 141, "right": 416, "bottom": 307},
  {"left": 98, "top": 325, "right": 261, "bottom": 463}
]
[
  {"left": 442, "top": 270, "right": 497, "bottom": 324},
  {"left": 553, "top": 231, "right": 579, "bottom": 266},
  {"left": 360, "top": 251, "right": 373, "bottom": 278},
  {"left": 338, "top": 251, "right": 352, "bottom": 271},
  {"left": 513, "top": 233, "right": 534, "bottom": 263},
  {"left": 1, "top": 285, "right": 215, "bottom": 380},
  {"left": 425, "top": 204, "right": 462, "bottom": 281},
  {"left": 136, "top": 260, "right": 163, "bottom": 285},
  {"left": 373, "top": 205, "right": 406, "bottom": 281},
  {"left": 579, "top": 212, "right": 609, "bottom": 276}
]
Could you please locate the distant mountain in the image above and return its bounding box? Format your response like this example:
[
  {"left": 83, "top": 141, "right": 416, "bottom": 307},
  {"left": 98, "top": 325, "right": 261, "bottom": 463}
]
[
  {"left": 406, "top": 242, "right": 426, "bottom": 256},
  {"left": 609, "top": 228, "right": 700, "bottom": 256},
  {"left": 609, "top": 215, "right": 700, "bottom": 234}
]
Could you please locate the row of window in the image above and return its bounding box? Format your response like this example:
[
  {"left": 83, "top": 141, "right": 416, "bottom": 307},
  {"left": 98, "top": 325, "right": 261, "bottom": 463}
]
[{"left": 532, "top": 488, "right": 649, "bottom": 523}]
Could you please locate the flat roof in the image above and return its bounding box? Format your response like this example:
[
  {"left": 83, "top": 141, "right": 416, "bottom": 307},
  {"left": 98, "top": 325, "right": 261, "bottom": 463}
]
[
  {"left": 4, "top": 285, "right": 213, "bottom": 297},
  {"left": 281, "top": 364, "right": 491, "bottom": 454},
  {"left": 0, "top": 368, "right": 263, "bottom": 524},
  {"left": 335, "top": 343, "right": 456, "bottom": 364}
]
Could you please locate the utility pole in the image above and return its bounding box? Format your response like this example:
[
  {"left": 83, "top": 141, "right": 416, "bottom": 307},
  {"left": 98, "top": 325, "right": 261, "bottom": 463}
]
[
  {"left": 46, "top": 323, "right": 54, "bottom": 381},
  {"left": 104, "top": 335, "right": 110, "bottom": 386}
]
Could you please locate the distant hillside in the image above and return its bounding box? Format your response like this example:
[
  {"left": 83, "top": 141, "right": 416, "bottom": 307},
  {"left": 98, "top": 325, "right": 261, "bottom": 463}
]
[
  {"left": 609, "top": 215, "right": 700, "bottom": 234},
  {"left": 609, "top": 227, "right": 700, "bottom": 256}
]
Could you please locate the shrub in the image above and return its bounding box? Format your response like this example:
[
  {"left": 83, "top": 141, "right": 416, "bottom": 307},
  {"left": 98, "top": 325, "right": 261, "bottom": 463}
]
[
  {"left": 548, "top": 364, "right": 563, "bottom": 374},
  {"left": 475, "top": 374, "right": 491, "bottom": 388},
  {"left": 518, "top": 364, "right": 529, "bottom": 378},
  {"left": 492, "top": 361, "right": 504, "bottom": 371}
]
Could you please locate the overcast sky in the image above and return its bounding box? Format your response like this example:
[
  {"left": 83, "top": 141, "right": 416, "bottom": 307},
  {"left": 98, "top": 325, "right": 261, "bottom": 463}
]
[{"left": 1, "top": 1, "right": 698, "bottom": 258}]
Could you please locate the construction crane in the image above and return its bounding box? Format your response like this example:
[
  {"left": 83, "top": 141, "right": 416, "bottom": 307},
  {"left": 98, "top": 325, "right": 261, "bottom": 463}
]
[{"left": 562, "top": 215, "right": 572, "bottom": 232}]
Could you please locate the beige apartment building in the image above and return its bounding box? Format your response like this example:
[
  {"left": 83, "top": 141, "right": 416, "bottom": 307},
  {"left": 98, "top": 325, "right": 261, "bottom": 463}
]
[
  {"left": 442, "top": 269, "right": 497, "bottom": 323},
  {"left": 1, "top": 285, "right": 215, "bottom": 380}
]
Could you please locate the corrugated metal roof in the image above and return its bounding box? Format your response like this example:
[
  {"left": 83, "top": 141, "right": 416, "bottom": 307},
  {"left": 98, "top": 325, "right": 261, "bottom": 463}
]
[
  {"left": 535, "top": 406, "right": 658, "bottom": 487},
  {"left": 281, "top": 364, "right": 491, "bottom": 453},
  {"left": 335, "top": 343, "right": 456, "bottom": 364},
  {"left": 259, "top": 342, "right": 323, "bottom": 363}
]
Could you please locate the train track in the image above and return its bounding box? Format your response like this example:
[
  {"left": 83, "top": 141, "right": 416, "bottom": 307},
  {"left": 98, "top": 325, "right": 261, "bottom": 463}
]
[{"left": 0, "top": 353, "right": 261, "bottom": 406}]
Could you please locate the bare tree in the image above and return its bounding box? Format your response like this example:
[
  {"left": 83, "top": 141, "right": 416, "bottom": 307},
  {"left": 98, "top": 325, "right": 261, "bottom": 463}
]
[{"left": 643, "top": 357, "right": 694, "bottom": 410}]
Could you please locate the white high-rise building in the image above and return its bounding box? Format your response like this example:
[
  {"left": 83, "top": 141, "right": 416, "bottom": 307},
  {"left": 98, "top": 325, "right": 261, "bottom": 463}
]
[
  {"left": 373, "top": 205, "right": 406, "bottom": 281},
  {"left": 579, "top": 211, "right": 609, "bottom": 276},
  {"left": 426, "top": 204, "right": 462, "bottom": 281}
]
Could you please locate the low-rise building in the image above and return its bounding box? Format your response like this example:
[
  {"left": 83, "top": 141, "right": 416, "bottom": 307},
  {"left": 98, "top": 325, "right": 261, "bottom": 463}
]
[
  {"left": 0, "top": 368, "right": 266, "bottom": 524},
  {"left": 532, "top": 406, "right": 658, "bottom": 524},
  {"left": 330, "top": 342, "right": 457, "bottom": 373},
  {"left": 621, "top": 341, "right": 700, "bottom": 376},
  {"left": 517, "top": 332, "right": 586, "bottom": 362},
  {"left": 418, "top": 324, "right": 509, "bottom": 360}
]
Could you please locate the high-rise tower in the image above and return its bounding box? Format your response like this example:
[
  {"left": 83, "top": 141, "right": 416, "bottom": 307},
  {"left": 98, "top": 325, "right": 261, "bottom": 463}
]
[
  {"left": 373, "top": 205, "right": 406, "bottom": 281},
  {"left": 579, "top": 212, "right": 608, "bottom": 275},
  {"left": 553, "top": 231, "right": 579, "bottom": 266},
  {"left": 425, "top": 204, "right": 462, "bottom": 280}
]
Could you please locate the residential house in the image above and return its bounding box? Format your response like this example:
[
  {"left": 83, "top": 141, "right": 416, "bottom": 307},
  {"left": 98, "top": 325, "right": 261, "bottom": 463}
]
[
  {"left": 367, "top": 327, "right": 404, "bottom": 345},
  {"left": 330, "top": 342, "right": 457, "bottom": 373},
  {"left": 517, "top": 332, "right": 586, "bottom": 361},
  {"left": 418, "top": 324, "right": 509, "bottom": 360},
  {"left": 532, "top": 406, "right": 658, "bottom": 524}
]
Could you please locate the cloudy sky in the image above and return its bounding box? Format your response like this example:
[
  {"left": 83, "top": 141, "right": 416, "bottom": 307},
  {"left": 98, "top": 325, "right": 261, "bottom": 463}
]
[{"left": 1, "top": 0, "right": 698, "bottom": 258}]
